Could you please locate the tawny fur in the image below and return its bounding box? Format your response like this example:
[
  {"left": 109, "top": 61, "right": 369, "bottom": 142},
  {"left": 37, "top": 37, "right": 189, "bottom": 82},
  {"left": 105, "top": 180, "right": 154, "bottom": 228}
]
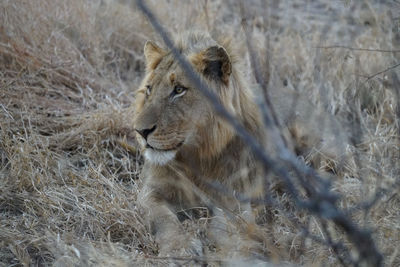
[{"left": 133, "top": 31, "right": 348, "bottom": 257}]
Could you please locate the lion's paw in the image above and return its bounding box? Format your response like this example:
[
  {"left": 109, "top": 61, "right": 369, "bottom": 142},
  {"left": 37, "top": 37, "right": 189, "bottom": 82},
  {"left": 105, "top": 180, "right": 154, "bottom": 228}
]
[{"left": 160, "top": 236, "right": 202, "bottom": 256}]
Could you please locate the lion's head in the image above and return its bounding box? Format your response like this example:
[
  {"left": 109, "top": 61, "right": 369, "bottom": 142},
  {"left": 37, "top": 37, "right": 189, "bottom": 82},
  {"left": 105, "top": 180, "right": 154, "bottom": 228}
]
[{"left": 133, "top": 32, "right": 259, "bottom": 165}]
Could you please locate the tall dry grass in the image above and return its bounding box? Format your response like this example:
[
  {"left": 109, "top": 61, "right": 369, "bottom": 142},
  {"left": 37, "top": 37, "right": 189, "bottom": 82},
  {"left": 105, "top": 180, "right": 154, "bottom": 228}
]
[{"left": 0, "top": 0, "right": 399, "bottom": 266}]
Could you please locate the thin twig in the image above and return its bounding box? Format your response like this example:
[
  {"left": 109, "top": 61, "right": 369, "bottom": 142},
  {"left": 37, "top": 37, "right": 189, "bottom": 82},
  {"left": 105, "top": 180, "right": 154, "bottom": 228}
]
[
  {"left": 364, "top": 62, "right": 400, "bottom": 83},
  {"left": 239, "top": 4, "right": 287, "bottom": 146},
  {"left": 316, "top": 45, "right": 400, "bottom": 53}
]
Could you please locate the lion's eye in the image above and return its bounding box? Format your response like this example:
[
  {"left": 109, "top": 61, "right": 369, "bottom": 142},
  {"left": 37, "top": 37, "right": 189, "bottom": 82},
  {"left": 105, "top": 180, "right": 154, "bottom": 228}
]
[
  {"left": 146, "top": 85, "right": 152, "bottom": 96},
  {"left": 174, "top": 86, "right": 184, "bottom": 94},
  {"left": 173, "top": 86, "right": 187, "bottom": 96},
  {"left": 170, "top": 85, "right": 187, "bottom": 101}
]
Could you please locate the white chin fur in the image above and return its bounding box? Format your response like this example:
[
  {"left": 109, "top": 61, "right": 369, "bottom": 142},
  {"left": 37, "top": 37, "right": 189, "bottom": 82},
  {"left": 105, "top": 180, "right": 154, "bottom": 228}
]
[{"left": 144, "top": 149, "right": 176, "bottom": 165}]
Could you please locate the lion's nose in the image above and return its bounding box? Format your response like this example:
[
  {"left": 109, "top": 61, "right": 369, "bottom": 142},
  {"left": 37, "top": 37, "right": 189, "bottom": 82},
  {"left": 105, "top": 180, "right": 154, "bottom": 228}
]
[{"left": 136, "top": 125, "right": 156, "bottom": 140}]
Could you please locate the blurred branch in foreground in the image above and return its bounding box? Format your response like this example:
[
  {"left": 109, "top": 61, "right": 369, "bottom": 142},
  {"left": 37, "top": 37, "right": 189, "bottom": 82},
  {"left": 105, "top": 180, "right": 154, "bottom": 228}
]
[{"left": 135, "top": 0, "right": 383, "bottom": 266}]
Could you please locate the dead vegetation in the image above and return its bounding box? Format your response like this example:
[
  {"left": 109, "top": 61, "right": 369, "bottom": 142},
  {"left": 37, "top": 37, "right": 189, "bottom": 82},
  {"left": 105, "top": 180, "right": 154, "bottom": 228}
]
[{"left": 0, "top": 0, "right": 399, "bottom": 266}]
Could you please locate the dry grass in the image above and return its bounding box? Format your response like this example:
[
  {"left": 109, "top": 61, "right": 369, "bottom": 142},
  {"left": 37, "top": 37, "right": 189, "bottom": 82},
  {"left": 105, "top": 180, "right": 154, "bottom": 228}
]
[{"left": 0, "top": 0, "right": 399, "bottom": 266}]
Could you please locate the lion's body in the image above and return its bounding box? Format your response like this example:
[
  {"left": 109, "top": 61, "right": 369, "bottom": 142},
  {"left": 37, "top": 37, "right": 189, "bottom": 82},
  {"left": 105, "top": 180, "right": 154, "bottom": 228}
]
[{"left": 133, "top": 32, "right": 348, "bottom": 256}]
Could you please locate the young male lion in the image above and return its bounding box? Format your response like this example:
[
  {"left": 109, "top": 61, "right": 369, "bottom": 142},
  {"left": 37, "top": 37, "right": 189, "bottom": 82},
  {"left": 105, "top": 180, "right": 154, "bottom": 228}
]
[{"left": 133, "top": 32, "right": 348, "bottom": 258}]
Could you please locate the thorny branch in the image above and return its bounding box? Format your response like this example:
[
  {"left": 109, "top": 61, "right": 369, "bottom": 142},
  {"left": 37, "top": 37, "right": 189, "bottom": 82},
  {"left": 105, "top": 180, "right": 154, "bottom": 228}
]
[{"left": 136, "top": 0, "right": 383, "bottom": 266}]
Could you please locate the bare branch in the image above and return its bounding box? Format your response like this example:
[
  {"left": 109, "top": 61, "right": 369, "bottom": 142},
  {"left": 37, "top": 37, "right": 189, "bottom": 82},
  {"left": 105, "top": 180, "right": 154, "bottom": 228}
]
[
  {"left": 364, "top": 62, "right": 400, "bottom": 83},
  {"left": 316, "top": 45, "right": 400, "bottom": 53}
]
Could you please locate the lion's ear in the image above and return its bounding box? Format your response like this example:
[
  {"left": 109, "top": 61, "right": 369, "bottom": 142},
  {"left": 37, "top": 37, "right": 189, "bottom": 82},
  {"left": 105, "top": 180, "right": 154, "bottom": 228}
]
[
  {"left": 192, "top": 46, "right": 232, "bottom": 85},
  {"left": 144, "top": 41, "right": 165, "bottom": 70}
]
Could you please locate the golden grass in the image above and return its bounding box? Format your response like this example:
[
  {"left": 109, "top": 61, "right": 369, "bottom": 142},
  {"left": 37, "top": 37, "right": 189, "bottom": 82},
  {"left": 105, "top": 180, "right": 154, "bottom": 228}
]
[{"left": 0, "top": 0, "right": 399, "bottom": 266}]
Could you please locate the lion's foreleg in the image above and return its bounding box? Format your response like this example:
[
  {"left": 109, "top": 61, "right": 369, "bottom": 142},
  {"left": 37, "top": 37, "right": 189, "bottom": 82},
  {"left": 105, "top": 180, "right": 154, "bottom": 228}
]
[{"left": 138, "top": 183, "right": 203, "bottom": 257}]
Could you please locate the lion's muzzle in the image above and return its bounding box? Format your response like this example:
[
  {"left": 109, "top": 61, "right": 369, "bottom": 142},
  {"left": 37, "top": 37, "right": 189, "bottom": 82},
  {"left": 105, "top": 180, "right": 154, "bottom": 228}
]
[{"left": 135, "top": 124, "right": 186, "bottom": 165}]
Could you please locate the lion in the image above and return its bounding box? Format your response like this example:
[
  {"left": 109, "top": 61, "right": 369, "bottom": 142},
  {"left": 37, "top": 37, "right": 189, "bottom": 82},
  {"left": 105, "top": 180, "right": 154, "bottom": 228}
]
[{"left": 133, "top": 31, "right": 348, "bottom": 258}]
